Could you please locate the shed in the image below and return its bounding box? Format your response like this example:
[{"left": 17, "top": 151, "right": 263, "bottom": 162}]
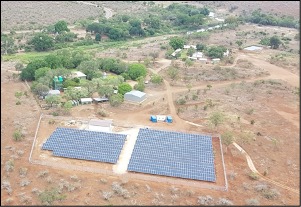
[
  {"left": 48, "top": 90, "right": 60, "bottom": 96},
  {"left": 124, "top": 90, "right": 146, "bottom": 103},
  {"left": 93, "top": 97, "right": 109, "bottom": 103},
  {"left": 71, "top": 71, "right": 87, "bottom": 79},
  {"left": 80, "top": 98, "right": 93, "bottom": 104},
  {"left": 87, "top": 119, "right": 113, "bottom": 132}
]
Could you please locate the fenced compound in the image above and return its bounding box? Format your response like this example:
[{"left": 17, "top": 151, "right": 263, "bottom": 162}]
[{"left": 29, "top": 115, "right": 228, "bottom": 191}]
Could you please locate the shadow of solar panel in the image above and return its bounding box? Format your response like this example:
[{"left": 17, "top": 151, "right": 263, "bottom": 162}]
[
  {"left": 128, "top": 128, "right": 216, "bottom": 182},
  {"left": 42, "top": 127, "right": 126, "bottom": 163}
]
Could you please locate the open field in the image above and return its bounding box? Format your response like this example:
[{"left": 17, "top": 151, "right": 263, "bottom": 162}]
[{"left": 1, "top": 1, "right": 300, "bottom": 206}]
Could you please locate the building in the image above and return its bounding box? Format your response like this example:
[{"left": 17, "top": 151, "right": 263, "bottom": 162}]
[
  {"left": 71, "top": 71, "right": 87, "bottom": 79},
  {"left": 183, "top": 45, "right": 197, "bottom": 49},
  {"left": 124, "top": 90, "right": 146, "bottom": 103},
  {"left": 87, "top": 119, "right": 113, "bottom": 133},
  {"left": 212, "top": 58, "right": 221, "bottom": 64},
  {"left": 93, "top": 97, "right": 109, "bottom": 103},
  {"left": 47, "top": 90, "right": 60, "bottom": 96},
  {"left": 191, "top": 52, "right": 203, "bottom": 59},
  {"left": 171, "top": 48, "right": 182, "bottom": 57},
  {"left": 80, "top": 98, "right": 93, "bottom": 104}
]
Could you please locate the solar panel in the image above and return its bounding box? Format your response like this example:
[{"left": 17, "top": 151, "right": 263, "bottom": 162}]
[
  {"left": 127, "top": 128, "right": 216, "bottom": 182},
  {"left": 42, "top": 127, "right": 126, "bottom": 163}
]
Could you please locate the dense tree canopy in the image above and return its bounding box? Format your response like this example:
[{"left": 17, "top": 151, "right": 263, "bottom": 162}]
[
  {"left": 54, "top": 20, "right": 70, "bottom": 33},
  {"left": 30, "top": 33, "right": 54, "bottom": 51},
  {"left": 128, "top": 63, "right": 147, "bottom": 80},
  {"left": 118, "top": 82, "right": 132, "bottom": 95},
  {"left": 169, "top": 36, "right": 185, "bottom": 50}
]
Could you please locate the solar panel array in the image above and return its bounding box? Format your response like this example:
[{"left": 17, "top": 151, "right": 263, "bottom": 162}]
[
  {"left": 42, "top": 127, "right": 127, "bottom": 163},
  {"left": 127, "top": 128, "right": 216, "bottom": 182}
]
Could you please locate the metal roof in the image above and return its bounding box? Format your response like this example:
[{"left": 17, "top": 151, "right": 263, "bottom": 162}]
[
  {"left": 48, "top": 90, "right": 60, "bottom": 95},
  {"left": 125, "top": 90, "right": 146, "bottom": 98}
]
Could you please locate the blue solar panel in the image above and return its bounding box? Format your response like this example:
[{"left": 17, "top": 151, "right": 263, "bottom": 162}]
[
  {"left": 42, "top": 127, "right": 126, "bottom": 163},
  {"left": 127, "top": 128, "right": 216, "bottom": 182}
]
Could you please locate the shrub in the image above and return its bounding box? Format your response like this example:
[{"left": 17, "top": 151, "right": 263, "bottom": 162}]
[
  {"left": 16, "top": 100, "right": 21, "bottom": 105},
  {"left": 1, "top": 180, "right": 13, "bottom": 195},
  {"left": 246, "top": 198, "right": 260, "bottom": 205},
  {"left": 262, "top": 188, "right": 279, "bottom": 200},
  {"left": 217, "top": 198, "right": 234, "bottom": 205},
  {"left": 111, "top": 182, "right": 130, "bottom": 199},
  {"left": 38, "top": 188, "right": 66, "bottom": 205},
  {"left": 176, "top": 98, "right": 186, "bottom": 105},
  {"left": 37, "top": 170, "right": 49, "bottom": 178},
  {"left": 13, "top": 130, "right": 24, "bottom": 141},
  {"left": 19, "top": 167, "right": 28, "bottom": 177},
  {"left": 109, "top": 94, "right": 123, "bottom": 107},
  {"left": 197, "top": 195, "right": 214, "bottom": 205},
  {"left": 5, "top": 160, "right": 14, "bottom": 172},
  {"left": 150, "top": 74, "right": 163, "bottom": 84},
  {"left": 249, "top": 172, "right": 259, "bottom": 180},
  {"left": 98, "top": 109, "right": 108, "bottom": 117},
  {"left": 20, "top": 179, "right": 31, "bottom": 187},
  {"left": 250, "top": 120, "right": 255, "bottom": 125},
  {"left": 102, "top": 191, "right": 113, "bottom": 200}
]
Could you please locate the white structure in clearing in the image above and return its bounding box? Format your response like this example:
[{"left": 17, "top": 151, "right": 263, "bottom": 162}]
[
  {"left": 71, "top": 71, "right": 87, "bottom": 79},
  {"left": 183, "top": 45, "right": 197, "bottom": 49},
  {"left": 124, "top": 90, "right": 146, "bottom": 103},
  {"left": 80, "top": 98, "right": 93, "bottom": 104},
  {"left": 87, "top": 119, "right": 113, "bottom": 133},
  {"left": 171, "top": 48, "right": 182, "bottom": 57}
]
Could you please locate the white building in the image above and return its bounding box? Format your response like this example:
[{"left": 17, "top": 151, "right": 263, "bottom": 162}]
[
  {"left": 183, "top": 45, "right": 197, "bottom": 49},
  {"left": 171, "top": 48, "right": 182, "bottom": 57},
  {"left": 124, "top": 90, "right": 146, "bottom": 103},
  {"left": 191, "top": 52, "right": 203, "bottom": 59},
  {"left": 80, "top": 98, "right": 93, "bottom": 104},
  {"left": 87, "top": 119, "right": 113, "bottom": 133},
  {"left": 71, "top": 71, "right": 87, "bottom": 79}
]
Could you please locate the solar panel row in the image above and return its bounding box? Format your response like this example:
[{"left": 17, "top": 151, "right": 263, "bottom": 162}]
[
  {"left": 127, "top": 128, "right": 216, "bottom": 182},
  {"left": 42, "top": 127, "right": 127, "bottom": 164}
]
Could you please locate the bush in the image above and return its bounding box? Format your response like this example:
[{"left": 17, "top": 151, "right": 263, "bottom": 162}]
[
  {"left": 13, "top": 130, "right": 24, "bottom": 141},
  {"left": 246, "top": 198, "right": 260, "bottom": 205},
  {"left": 249, "top": 172, "right": 259, "bottom": 180},
  {"left": 38, "top": 188, "right": 66, "bottom": 205},
  {"left": 37, "top": 170, "right": 49, "bottom": 178},
  {"left": 150, "top": 74, "right": 163, "bottom": 84},
  {"left": 98, "top": 109, "right": 108, "bottom": 117},
  {"left": 5, "top": 160, "right": 14, "bottom": 172},
  {"left": 118, "top": 83, "right": 132, "bottom": 95},
  {"left": 176, "top": 98, "right": 186, "bottom": 105},
  {"left": 16, "top": 100, "right": 21, "bottom": 105},
  {"left": 102, "top": 191, "right": 113, "bottom": 200},
  {"left": 217, "top": 198, "right": 233, "bottom": 205},
  {"left": 197, "top": 195, "right": 214, "bottom": 205},
  {"left": 109, "top": 94, "right": 123, "bottom": 107}
]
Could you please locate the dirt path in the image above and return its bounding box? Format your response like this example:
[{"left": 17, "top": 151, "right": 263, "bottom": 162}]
[{"left": 232, "top": 142, "right": 299, "bottom": 194}]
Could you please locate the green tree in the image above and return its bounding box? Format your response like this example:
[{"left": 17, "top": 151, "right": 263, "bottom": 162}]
[
  {"left": 167, "top": 66, "right": 179, "bottom": 81},
  {"left": 33, "top": 83, "right": 49, "bottom": 97},
  {"left": 95, "top": 33, "right": 101, "bottom": 41},
  {"left": 62, "top": 79, "right": 79, "bottom": 88},
  {"left": 134, "top": 77, "right": 145, "bottom": 92},
  {"left": 20, "top": 59, "right": 48, "bottom": 81},
  {"left": 187, "top": 47, "right": 196, "bottom": 57},
  {"left": 54, "top": 20, "right": 70, "bottom": 33},
  {"left": 64, "top": 87, "right": 89, "bottom": 101},
  {"left": 269, "top": 35, "right": 282, "bottom": 49},
  {"left": 45, "top": 95, "right": 61, "bottom": 107},
  {"left": 169, "top": 36, "right": 185, "bottom": 50},
  {"left": 196, "top": 43, "right": 206, "bottom": 51},
  {"left": 30, "top": 33, "right": 54, "bottom": 51},
  {"left": 128, "top": 63, "right": 147, "bottom": 80},
  {"left": 77, "top": 60, "right": 99, "bottom": 80},
  {"left": 1, "top": 34, "right": 17, "bottom": 54},
  {"left": 150, "top": 74, "right": 163, "bottom": 84},
  {"left": 209, "top": 111, "right": 224, "bottom": 131},
  {"left": 109, "top": 93, "right": 123, "bottom": 107},
  {"left": 118, "top": 82, "right": 132, "bottom": 95},
  {"left": 15, "top": 62, "right": 24, "bottom": 71},
  {"left": 63, "top": 101, "right": 73, "bottom": 113},
  {"left": 221, "top": 131, "right": 234, "bottom": 153},
  {"left": 205, "top": 45, "right": 227, "bottom": 59},
  {"left": 98, "top": 85, "right": 114, "bottom": 97},
  {"left": 45, "top": 54, "right": 62, "bottom": 69},
  {"left": 235, "top": 40, "right": 243, "bottom": 47},
  {"left": 34, "top": 67, "right": 51, "bottom": 80}
]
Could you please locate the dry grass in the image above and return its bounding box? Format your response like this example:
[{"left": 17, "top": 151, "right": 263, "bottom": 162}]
[{"left": 1, "top": 1, "right": 102, "bottom": 31}]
